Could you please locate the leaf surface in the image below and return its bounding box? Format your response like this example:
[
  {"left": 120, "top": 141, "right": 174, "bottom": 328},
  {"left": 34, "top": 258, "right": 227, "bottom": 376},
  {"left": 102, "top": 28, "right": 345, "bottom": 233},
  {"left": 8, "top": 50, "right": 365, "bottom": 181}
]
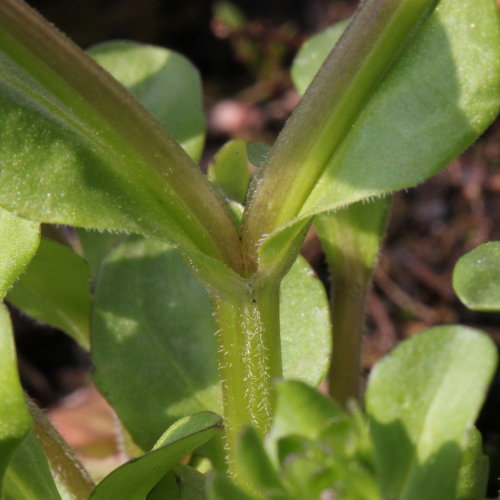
[
  {"left": 258, "top": 0, "right": 500, "bottom": 276},
  {"left": 0, "top": 208, "right": 39, "bottom": 299},
  {"left": 0, "top": 304, "right": 32, "bottom": 491},
  {"left": 3, "top": 432, "right": 61, "bottom": 500},
  {"left": 88, "top": 41, "right": 205, "bottom": 162},
  {"left": 365, "top": 326, "right": 497, "bottom": 500},
  {"left": 0, "top": 0, "right": 239, "bottom": 268},
  {"left": 7, "top": 238, "right": 91, "bottom": 349},
  {"left": 92, "top": 235, "right": 330, "bottom": 448},
  {"left": 452, "top": 241, "right": 500, "bottom": 311},
  {"left": 90, "top": 412, "right": 222, "bottom": 500}
]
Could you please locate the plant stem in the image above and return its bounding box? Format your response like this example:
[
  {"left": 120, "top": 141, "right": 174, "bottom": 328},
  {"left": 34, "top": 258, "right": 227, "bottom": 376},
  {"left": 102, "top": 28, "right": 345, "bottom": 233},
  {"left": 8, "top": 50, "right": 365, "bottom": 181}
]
[
  {"left": 315, "top": 198, "right": 390, "bottom": 406},
  {"left": 210, "top": 279, "right": 282, "bottom": 482}
]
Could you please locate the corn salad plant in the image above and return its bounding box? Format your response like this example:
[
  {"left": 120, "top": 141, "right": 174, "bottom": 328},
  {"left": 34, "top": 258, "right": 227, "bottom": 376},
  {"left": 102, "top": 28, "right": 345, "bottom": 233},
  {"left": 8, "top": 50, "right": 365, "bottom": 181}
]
[{"left": 0, "top": 0, "right": 499, "bottom": 498}]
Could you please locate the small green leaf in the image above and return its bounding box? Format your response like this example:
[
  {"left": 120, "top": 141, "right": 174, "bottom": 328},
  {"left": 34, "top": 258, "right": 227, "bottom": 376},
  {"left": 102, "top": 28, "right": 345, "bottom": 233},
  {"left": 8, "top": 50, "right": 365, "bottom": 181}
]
[
  {"left": 247, "top": 142, "right": 271, "bottom": 168},
  {"left": 270, "top": 380, "right": 347, "bottom": 444},
  {"left": 75, "top": 228, "right": 123, "bottom": 278},
  {"left": 455, "top": 427, "right": 488, "bottom": 500},
  {"left": 207, "top": 473, "right": 261, "bottom": 500},
  {"left": 236, "top": 426, "right": 285, "bottom": 496},
  {"left": 207, "top": 139, "right": 250, "bottom": 204},
  {"left": 366, "top": 326, "right": 497, "bottom": 500},
  {"left": 89, "top": 41, "right": 206, "bottom": 163},
  {"left": 0, "top": 303, "right": 32, "bottom": 491},
  {"left": 147, "top": 464, "right": 206, "bottom": 500},
  {"left": 7, "top": 238, "right": 91, "bottom": 349},
  {"left": 291, "top": 19, "right": 349, "bottom": 95},
  {"left": 92, "top": 236, "right": 330, "bottom": 449},
  {"left": 452, "top": 241, "right": 500, "bottom": 311},
  {"left": 90, "top": 412, "right": 222, "bottom": 500},
  {"left": 3, "top": 431, "right": 61, "bottom": 500},
  {"left": 0, "top": 207, "right": 40, "bottom": 299}
]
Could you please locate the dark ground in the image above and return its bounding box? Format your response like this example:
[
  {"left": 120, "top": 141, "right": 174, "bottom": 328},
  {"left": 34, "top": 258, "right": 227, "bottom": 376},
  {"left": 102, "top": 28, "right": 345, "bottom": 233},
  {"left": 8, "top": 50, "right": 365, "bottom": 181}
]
[{"left": 12, "top": 0, "right": 500, "bottom": 494}]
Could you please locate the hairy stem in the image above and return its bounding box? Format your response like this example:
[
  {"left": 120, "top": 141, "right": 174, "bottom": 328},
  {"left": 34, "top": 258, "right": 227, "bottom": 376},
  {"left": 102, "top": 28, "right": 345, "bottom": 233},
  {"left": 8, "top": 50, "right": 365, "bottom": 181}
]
[{"left": 210, "top": 280, "right": 282, "bottom": 482}]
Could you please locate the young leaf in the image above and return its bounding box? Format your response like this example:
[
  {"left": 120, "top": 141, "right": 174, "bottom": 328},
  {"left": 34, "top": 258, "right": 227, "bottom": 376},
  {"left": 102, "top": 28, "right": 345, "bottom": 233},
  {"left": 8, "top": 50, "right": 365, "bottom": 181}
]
[
  {"left": 269, "top": 380, "right": 347, "bottom": 444},
  {"left": 207, "top": 473, "right": 262, "bottom": 500},
  {"left": 7, "top": 238, "right": 92, "bottom": 349},
  {"left": 147, "top": 464, "right": 206, "bottom": 500},
  {"left": 452, "top": 241, "right": 500, "bottom": 311},
  {"left": 0, "top": 0, "right": 241, "bottom": 270},
  {"left": 92, "top": 235, "right": 331, "bottom": 449},
  {"left": 0, "top": 207, "right": 40, "bottom": 299},
  {"left": 236, "top": 426, "right": 285, "bottom": 496},
  {"left": 88, "top": 41, "right": 206, "bottom": 163},
  {"left": 3, "top": 431, "right": 61, "bottom": 500},
  {"left": 90, "top": 412, "right": 222, "bottom": 500},
  {"left": 207, "top": 139, "right": 250, "bottom": 204},
  {"left": 365, "top": 326, "right": 497, "bottom": 500},
  {"left": 243, "top": 0, "right": 500, "bottom": 278},
  {"left": 0, "top": 303, "right": 32, "bottom": 491}
]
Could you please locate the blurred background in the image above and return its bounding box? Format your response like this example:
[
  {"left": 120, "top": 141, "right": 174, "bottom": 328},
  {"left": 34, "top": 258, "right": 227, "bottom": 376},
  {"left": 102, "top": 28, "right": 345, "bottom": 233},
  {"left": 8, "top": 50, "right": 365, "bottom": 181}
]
[{"left": 12, "top": 0, "right": 500, "bottom": 492}]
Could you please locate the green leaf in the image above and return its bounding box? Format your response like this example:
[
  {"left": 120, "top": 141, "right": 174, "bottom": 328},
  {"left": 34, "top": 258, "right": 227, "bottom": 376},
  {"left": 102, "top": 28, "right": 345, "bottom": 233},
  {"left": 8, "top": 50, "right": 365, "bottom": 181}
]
[
  {"left": 0, "top": 0, "right": 240, "bottom": 269},
  {"left": 25, "top": 397, "right": 94, "bottom": 500},
  {"left": 89, "top": 41, "right": 206, "bottom": 163},
  {"left": 207, "top": 139, "right": 250, "bottom": 204},
  {"left": 291, "top": 19, "right": 349, "bottom": 96},
  {"left": 7, "top": 238, "right": 91, "bottom": 349},
  {"left": 147, "top": 464, "right": 207, "bottom": 500},
  {"left": 250, "top": 0, "right": 500, "bottom": 278},
  {"left": 74, "top": 228, "right": 123, "bottom": 278},
  {"left": 246, "top": 142, "right": 271, "bottom": 168},
  {"left": 90, "top": 412, "right": 222, "bottom": 500},
  {"left": 455, "top": 427, "right": 488, "bottom": 500},
  {"left": 3, "top": 431, "right": 61, "bottom": 500},
  {"left": 0, "top": 303, "right": 32, "bottom": 491},
  {"left": 236, "top": 426, "right": 285, "bottom": 496},
  {"left": 207, "top": 473, "right": 261, "bottom": 500},
  {"left": 270, "top": 380, "right": 347, "bottom": 444},
  {"left": 92, "top": 235, "right": 330, "bottom": 449},
  {"left": 452, "top": 241, "right": 500, "bottom": 311},
  {"left": 365, "top": 326, "right": 497, "bottom": 500},
  {"left": 0, "top": 207, "right": 40, "bottom": 299}
]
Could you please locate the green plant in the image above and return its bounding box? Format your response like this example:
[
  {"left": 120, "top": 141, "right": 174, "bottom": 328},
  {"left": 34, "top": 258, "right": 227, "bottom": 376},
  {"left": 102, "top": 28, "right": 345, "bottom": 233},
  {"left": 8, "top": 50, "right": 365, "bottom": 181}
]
[{"left": 0, "top": 0, "right": 499, "bottom": 498}]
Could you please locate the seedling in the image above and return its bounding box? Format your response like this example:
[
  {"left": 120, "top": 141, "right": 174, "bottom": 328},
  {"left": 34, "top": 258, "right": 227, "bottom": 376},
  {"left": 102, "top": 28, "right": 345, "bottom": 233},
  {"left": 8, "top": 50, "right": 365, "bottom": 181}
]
[{"left": 0, "top": 0, "right": 499, "bottom": 498}]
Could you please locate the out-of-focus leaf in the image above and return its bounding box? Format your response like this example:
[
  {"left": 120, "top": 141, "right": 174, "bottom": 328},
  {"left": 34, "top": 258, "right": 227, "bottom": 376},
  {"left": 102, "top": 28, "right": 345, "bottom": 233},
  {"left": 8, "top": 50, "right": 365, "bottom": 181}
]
[
  {"left": 7, "top": 238, "right": 91, "bottom": 349},
  {"left": 207, "top": 473, "right": 261, "bottom": 500},
  {"left": 147, "top": 464, "right": 206, "bottom": 500},
  {"left": 92, "top": 236, "right": 330, "bottom": 449},
  {"left": 366, "top": 326, "right": 497, "bottom": 500},
  {"left": 3, "top": 432, "right": 61, "bottom": 500},
  {"left": 455, "top": 427, "right": 488, "bottom": 500},
  {"left": 452, "top": 241, "right": 500, "bottom": 311},
  {"left": 90, "top": 412, "right": 222, "bottom": 500},
  {"left": 291, "top": 19, "right": 349, "bottom": 95},
  {"left": 236, "top": 426, "right": 285, "bottom": 496},
  {"left": 208, "top": 139, "right": 250, "bottom": 204},
  {"left": 0, "top": 207, "right": 40, "bottom": 299},
  {"left": 0, "top": 303, "right": 32, "bottom": 491},
  {"left": 89, "top": 41, "right": 205, "bottom": 162},
  {"left": 247, "top": 142, "right": 271, "bottom": 168},
  {"left": 75, "top": 228, "right": 123, "bottom": 278}
]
